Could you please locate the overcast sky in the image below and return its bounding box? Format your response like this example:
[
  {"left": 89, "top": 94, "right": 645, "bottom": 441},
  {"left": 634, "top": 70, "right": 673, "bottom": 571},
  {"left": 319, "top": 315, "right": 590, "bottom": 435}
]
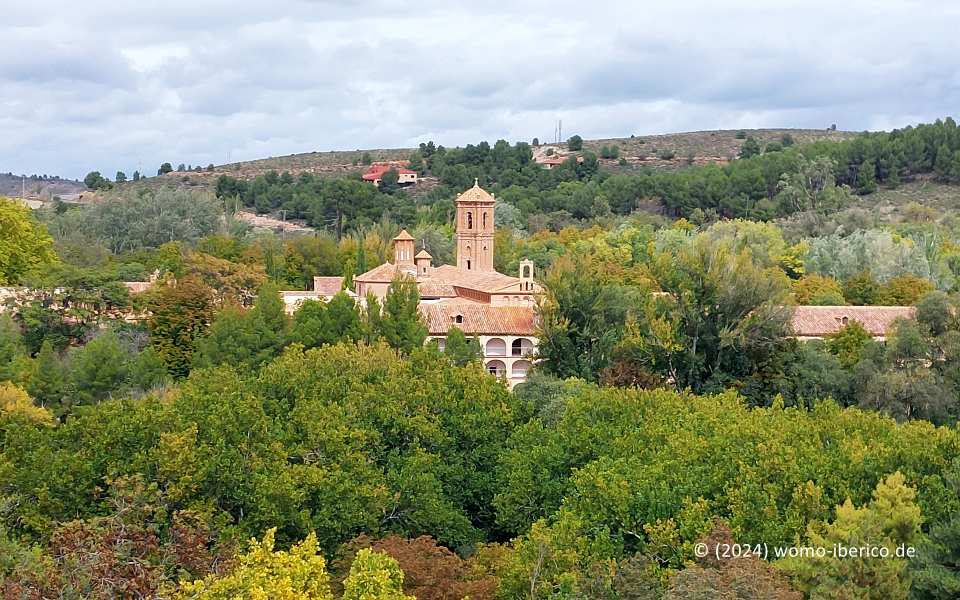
[{"left": 4, "top": 0, "right": 959, "bottom": 179}]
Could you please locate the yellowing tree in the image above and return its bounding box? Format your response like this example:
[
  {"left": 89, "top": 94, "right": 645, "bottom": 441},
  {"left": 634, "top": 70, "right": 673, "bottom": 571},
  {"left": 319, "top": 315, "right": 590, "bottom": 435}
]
[
  {"left": 176, "top": 528, "right": 333, "bottom": 600},
  {"left": 0, "top": 381, "right": 53, "bottom": 426},
  {"left": 342, "top": 548, "right": 415, "bottom": 600},
  {"left": 0, "top": 198, "right": 57, "bottom": 284}
]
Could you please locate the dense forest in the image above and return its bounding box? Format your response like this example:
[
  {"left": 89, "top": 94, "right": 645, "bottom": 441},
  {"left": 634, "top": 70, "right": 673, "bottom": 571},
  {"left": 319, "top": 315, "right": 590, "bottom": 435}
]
[{"left": 3, "top": 120, "right": 960, "bottom": 598}]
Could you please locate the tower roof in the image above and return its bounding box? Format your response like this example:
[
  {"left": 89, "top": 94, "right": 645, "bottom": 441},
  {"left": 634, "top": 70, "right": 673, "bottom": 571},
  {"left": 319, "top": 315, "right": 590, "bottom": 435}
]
[
  {"left": 455, "top": 180, "right": 495, "bottom": 204},
  {"left": 393, "top": 229, "right": 415, "bottom": 241},
  {"left": 415, "top": 248, "right": 433, "bottom": 259}
]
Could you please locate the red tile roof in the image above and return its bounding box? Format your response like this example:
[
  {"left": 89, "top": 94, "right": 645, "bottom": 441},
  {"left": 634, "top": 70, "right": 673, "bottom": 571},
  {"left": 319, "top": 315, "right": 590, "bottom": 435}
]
[
  {"left": 362, "top": 163, "right": 417, "bottom": 181},
  {"left": 354, "top": 262, "right": 410, "bottom": 283},
  {"left": 791, "top": 305, "right": 916, "bottom": 338},
  {"left": 420, "top": 299, "right": 537, "bottom": 335},
  {"left": 312, "top": 276, "right": 345, "bottom": 296}
]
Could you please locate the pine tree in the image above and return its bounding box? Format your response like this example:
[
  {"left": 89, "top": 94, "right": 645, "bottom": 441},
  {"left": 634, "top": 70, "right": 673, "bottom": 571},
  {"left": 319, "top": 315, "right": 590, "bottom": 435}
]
[
  {"left": 127, "top": 346, "right": 170, "bottom": 393},
  {"left": 27, "top": 339, "right": 65, "bottom": 408},
  {"left": 378, "top": 278, "right": 427, "bottom": 354},
  {"left": 327, "top": 292, "right": 363, "bottom": 343},
  {"left": 67, "top": 332, "right": 129, "bottom": 409},
  {"left": 289, "top": 300, "right": 330, "bottom": 349},
  {"left": 857, "top": 160, "right": 878, "bottom": 194}
]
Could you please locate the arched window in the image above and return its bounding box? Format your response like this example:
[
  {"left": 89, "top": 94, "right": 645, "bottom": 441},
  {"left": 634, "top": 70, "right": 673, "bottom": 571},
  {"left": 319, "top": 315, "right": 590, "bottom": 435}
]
[
  {"left": 467, "top": 212, "right": 473, "bottom": 229},
  {"left": 482, "top": 212, "right": 487, "bottom": 228},
  {"left": 486, "top": 360, "right": 506, "bottom": 377},
  {"left": 512, "top": 360, "right": 532, "bottom": 378},
  {"left": 454, "top": 314, "right": 464, "bottom": 324},
  {"left": 486, "top": 338, "right": 506, "bottom": 356},
  {"left": 512, "top": 338, "right": 534, "bottom": 357}
]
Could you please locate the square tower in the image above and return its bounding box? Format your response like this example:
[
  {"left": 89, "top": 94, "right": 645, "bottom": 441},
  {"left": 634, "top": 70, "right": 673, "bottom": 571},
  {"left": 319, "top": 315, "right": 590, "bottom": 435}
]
[{"left": 456, "top": 179, "right": 496, "bottom": 271}]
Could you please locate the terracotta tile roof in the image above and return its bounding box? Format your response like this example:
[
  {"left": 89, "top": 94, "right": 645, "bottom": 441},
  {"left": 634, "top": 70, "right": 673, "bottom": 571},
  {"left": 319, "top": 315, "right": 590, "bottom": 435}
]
[
  {"left": 393, "top": 229, "right": 415, "bottom": 241},
  {"left": 427, "top": 265, "right": 526, "bottom": 293},
  {"left": 415, "top": 249, "right": 433, "bottom": 259},
  {"left": 417, "top": 280, "right": 457, "bottom": 297},
  {"left": 312, "top": 276, "right": 344, "bottom": 296},
  {"left": 791, "top": 305, "right": 916, "bottom": 338},
  {"left": 420, "top": 298, "right": 537, "bottom": 335},
  {"left": 455, "top": 180, "right": 495, "bottom": 204},
  {"left": 355, "top": 263, "right": 403, "bottom": 283},
  {"left": 362, "top": 163, "right": 416, "bottom": 181}
]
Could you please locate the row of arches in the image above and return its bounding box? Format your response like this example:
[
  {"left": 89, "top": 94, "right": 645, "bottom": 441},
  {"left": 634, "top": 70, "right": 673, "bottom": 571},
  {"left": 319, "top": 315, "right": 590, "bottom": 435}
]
[
  {"left": 485, "top": 337, "right": 534, "bottom": 357},
  {"left": 487, "top": 359, "right": 531, "bottom": 378}
]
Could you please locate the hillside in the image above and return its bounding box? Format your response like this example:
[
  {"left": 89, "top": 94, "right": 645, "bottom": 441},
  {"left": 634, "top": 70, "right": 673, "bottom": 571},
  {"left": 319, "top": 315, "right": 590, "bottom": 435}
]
[
  {"left": 139, "top": 127, "right": 856, "bottom": 187},
  {"left": 0, "top": 173, "right": 85, "bottom": 200}
]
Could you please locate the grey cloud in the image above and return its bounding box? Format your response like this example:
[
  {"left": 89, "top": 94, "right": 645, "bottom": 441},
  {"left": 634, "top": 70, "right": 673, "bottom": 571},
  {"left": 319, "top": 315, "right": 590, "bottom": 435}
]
[{"left": 3, "top": 0, "right": 960, "bottom": 178}]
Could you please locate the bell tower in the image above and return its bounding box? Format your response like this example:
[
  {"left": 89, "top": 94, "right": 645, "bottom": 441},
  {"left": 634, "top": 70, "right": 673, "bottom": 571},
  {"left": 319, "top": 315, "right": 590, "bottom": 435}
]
[{"left": 455, "top": 179, "right": 496, "bottom": 271}]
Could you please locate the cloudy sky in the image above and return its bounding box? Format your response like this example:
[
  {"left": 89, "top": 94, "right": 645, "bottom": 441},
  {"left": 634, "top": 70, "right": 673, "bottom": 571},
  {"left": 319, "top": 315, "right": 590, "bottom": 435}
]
[{"left": 3, "top": 0, "right": 959, "bottom": 179}]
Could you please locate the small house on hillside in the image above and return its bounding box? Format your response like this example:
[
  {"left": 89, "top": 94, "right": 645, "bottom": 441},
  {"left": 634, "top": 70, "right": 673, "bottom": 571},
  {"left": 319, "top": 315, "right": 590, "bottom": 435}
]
[{"left": 362, "top": 163, "right": 418, "bottom": 186}]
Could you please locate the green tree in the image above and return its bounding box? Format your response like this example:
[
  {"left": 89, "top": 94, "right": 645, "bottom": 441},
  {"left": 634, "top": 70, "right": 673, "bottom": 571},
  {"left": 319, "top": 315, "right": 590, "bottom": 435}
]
[
  {"left": 66, "top": 331, "right": 129, "bottom": 410},
  {"left": 537, "top": 254, "right": 634, "bottom": 381},
  {"left": 442, "top": 327, "right": 482, "bottom": 366},
  {"left": 194, "top": 283, "right": 289, "bottom": 371},
  {"left": 0, "top": 198, "right": 58, "bottom": 284},
  {"left": 342, "top": 549, "right": 414, "bottom": 600},
  {"left": 146, "top": 276, "right": 215, "bottom": 378},
  {"left": 916, "top": 291, "right": 953, "bottom": 337},
  {"left": 289, "top": 299, "right": 332, "bottom": 349},
  {"left": 127, "top": 346, "right": 170, "bottom": 393},
  {"left": 0, "top": 313, "right": 28, "bottom": 384},
  {"left": 857, "top": 159, "right": 879, "bottom": 194},
  {"left": 910, "top": 458, "right": 960, "bottom": 600},
  {"left": 158, "top": 162, "right": 173, "bottom": 175},
  {"left": 779, "top": 472, "right": 922, "bottom": 600},
  {"left": 626, "top": 236, "right": 794, "bottom": 396},
  {"left": 115, "top": 171, "right": 127, "bottom": 183},
  {"left": 327, "top": 292, "right": 363, "bottom": 343},
  {"left": 378, "top": 278, "right": 427, "bottom": 354},
  {"left": 739, "top": 137, "right": 761, "bottom": 159},
  {"left": 83, "top": 171, "right": 111, "bottom": 190},
  {"left": 380, "top": 169, "right": 400, "bottom": 194},
  {"left": 26, "top": 339, "right": 65, "bottom": 408},
  {"left": 793, "top": 274, "right": 845, "bottom": 305},
  {"left": 843, "top": 271, "right": 881, "bottom": 305},
  {"left": 824, "top": 320, "right": 873, "bottom": 368},
  {"left": 880, "top": 274, "right": 935, "bottom": 305},
  {"left": 567, "top": 135, "right": 583, "bottom": 151}
]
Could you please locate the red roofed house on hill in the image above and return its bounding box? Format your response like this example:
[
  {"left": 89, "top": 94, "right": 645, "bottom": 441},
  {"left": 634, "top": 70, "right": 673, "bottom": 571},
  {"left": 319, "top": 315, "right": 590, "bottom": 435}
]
[
  {"left": 354, "top": 180, "right": 541, "bottom": 387},
  {"left": 362, "top": 162, "right": 418, "bottom": 187}
]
